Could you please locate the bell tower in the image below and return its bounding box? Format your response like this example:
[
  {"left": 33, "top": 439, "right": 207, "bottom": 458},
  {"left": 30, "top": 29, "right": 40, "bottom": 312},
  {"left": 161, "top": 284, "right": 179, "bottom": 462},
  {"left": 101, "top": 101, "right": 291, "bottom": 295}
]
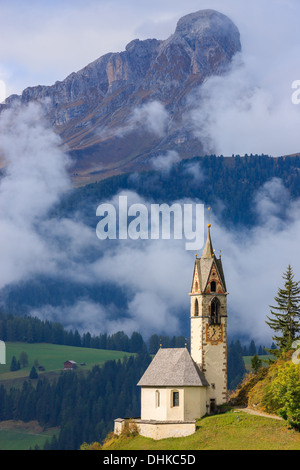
[{"left": 190, "top": 224, "right": 228, "bottom": 407}]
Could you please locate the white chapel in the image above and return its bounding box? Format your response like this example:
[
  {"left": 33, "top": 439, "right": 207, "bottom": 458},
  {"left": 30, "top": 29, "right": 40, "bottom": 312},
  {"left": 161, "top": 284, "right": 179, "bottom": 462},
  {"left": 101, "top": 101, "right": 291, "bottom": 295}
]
[{"left": 114, "top": 224, "right": 228, "bottom": 439}]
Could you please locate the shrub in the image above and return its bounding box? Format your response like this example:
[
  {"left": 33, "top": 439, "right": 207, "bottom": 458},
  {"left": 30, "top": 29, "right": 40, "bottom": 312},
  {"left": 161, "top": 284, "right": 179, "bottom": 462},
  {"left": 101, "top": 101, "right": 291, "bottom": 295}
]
[
  {"left": 120, "top": 419, "right": 139, "bottom": 438},
  {"left": 265, "top": 362, "right": 300, "bottom": 430}
]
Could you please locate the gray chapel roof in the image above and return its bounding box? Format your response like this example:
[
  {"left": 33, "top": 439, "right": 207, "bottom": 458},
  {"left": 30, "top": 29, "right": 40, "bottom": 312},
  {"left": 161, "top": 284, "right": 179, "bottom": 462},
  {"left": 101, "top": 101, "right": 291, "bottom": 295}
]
[{"left": 137, "top": 348, "right": 209, "bottom": 387}]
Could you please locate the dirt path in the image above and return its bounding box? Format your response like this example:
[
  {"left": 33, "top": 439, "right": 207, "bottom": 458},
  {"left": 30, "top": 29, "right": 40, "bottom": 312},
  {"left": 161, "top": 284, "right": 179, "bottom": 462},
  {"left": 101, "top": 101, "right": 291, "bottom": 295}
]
[{"left": 233, "top": 407, "right": 283, "bottom": 420}]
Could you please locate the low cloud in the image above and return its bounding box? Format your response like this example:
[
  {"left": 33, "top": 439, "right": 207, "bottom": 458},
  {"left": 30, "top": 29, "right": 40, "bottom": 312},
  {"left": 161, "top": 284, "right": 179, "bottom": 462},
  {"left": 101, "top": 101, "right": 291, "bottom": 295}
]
[
  {"left": 31, "top": 300, "right": 128, "bottom": 337},
  {"left": 185, "top": 0, "right": 300, "bottom": 157},
  {"left": 131, "top": 101, "right": 169, "bottom": 137},
  {"left": 0, "top": 102, "right": 71, "bottom": 288},
  {"left": 1, "top": 104, "right": 300, "bottom": 345},
  {"left": 40, "top": 179, "right": 300, "bottom": 344},
  {"left": 151, "top": 150, "right": 180, "bottom": 172},
  {"left": 182, "top": 160, "right": 206, "bottom": 185},
  {"left": 99, "top": 100, "right": 169, "bottom": 140}
]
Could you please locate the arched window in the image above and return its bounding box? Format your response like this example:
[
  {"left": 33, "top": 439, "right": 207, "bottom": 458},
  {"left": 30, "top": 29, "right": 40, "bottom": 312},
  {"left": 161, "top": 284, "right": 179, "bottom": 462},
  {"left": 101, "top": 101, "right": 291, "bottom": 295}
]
[
  {"left": 210, "top": 281, "right": 216, "bottom": 292},
  {"left": 194, "top": 281, "right": 199, "bottom": 293},
  {"left": 210, "top": 297, "right": 220, "bottom": 324},
  {"left": 194, "top": 298, "right": 199, "bottom": 317}
]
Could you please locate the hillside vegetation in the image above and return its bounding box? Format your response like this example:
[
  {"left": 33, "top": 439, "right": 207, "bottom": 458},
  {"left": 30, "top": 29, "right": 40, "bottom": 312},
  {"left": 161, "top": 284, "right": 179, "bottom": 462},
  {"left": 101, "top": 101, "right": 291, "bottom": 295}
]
[
  {"left": 87, "top": 411, "right": 300, "bottom": 451},
  {"left": 231, "top": 352, "right": 300, "bottom": 430}
]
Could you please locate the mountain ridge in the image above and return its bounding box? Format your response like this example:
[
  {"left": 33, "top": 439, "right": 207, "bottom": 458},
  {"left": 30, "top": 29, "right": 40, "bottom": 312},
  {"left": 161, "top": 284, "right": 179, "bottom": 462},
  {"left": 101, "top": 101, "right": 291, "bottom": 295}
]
[{"left": 1, "top": 10, "right": 241, "bottom": 184}]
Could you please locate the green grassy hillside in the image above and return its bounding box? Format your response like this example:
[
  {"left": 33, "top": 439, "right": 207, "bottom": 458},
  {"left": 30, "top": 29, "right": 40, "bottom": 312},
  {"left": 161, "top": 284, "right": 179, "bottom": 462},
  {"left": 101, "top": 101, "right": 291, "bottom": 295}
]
[
  {"left": 0, "top": 342, "right": 134, "bottom": 383},
  {"left": 97, "top": 410, "right": 300, "bottom": 450},
  {"left": 0, "top": 421, "right": 59, "bottom": 451}
]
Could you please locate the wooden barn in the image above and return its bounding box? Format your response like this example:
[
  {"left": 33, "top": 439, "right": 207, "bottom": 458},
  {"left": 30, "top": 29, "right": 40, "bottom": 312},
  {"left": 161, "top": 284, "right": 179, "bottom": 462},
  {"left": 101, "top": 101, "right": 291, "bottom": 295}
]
[{"left": 64, "top": 360, "right": 77, "bottom": 370}]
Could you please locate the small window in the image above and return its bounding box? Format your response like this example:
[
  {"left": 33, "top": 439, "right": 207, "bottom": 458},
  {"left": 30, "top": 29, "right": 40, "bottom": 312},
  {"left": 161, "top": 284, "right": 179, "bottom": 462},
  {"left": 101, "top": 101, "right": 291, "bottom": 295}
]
[
  {"left": 155, "top": 390, "right": 160, "bottom": 407},
  {"left": 210, "top": 281, "right": 216, "bottom": 292},
  {"left": 194, "top": 298, "right": 199, "bottom": 317},
  {"left": 194, "top": 281, "right": 199, "bottom": 293},
  {"left": 172, "top": 391, "right": 179, "bottom": 407}
]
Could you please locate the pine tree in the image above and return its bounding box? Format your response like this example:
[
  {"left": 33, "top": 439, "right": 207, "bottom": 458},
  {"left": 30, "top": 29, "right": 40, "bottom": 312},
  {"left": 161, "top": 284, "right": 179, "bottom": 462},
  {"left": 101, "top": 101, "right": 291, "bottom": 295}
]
[
  {"left": 248, "top": 339, "right": 256, "bottom": 356},
  {"left": 10, "top": 355, "right": 18, "bottom": 371},
  {"left": 148, "top": 334, "right": 160, "bottom": 354},
  {"left": 251, "top": 353, "right": 262, "bottom": 373},
  {"left": 19, "top": 351, "right": 28, "bottom": 368},
  {"left": 227, "top": 340, "right": 246, "bottom": 390},
  {"left": 266, "top": 265, "right": 300, "bottom": 353},
  {"left": 29, "top": 366, "right": 38, "bottom": 379}
]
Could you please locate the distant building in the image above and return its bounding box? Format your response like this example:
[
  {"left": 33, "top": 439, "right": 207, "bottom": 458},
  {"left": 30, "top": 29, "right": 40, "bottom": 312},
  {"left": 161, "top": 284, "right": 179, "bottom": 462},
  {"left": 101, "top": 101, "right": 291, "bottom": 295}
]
[
  {"left": 64, "top": 360, "right": 77, "bottom": 370},
  {"left": 114, "top": 224, "right": 229, "bottom": 439}
]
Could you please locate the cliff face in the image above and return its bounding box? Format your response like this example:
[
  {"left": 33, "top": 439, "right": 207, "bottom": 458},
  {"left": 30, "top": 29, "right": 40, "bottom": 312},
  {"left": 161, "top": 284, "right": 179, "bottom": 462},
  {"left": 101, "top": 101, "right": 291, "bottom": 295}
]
[{"left": 3, "top": 10, "right": 241, "bottom": 183}]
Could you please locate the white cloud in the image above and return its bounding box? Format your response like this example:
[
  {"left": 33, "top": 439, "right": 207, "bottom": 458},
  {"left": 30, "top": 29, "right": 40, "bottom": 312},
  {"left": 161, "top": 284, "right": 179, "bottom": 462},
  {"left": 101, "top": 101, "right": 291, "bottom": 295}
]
[
  {"left": 184, "top": 0, "right": 300, "bottom": 156},
  {"left": 99, "top": 101, "right": 169, "bottom": 140},
  {"left": 189, "top": 54, "right": 300, "bottom": 156},
  {"left": 31, "top": 299, "right": 126, "bottom": 337},
  {"left": 131, "top": 101, "right": 169, "bottom": 137},
  {"left": 151, "top": 150, "right": 180, "bottom": 172},
  {"left": 0, "top": 101, "right": 71, "bottom": 287}
]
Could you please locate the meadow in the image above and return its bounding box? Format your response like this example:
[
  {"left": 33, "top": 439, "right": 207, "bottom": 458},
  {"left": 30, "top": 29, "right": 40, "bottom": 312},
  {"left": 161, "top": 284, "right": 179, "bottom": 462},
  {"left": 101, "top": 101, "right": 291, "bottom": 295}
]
[
  {"left": 0, "top": 420, "right": 59, "bottom": 450},
  {"left": 0, "top": 342, "right": 134, "bottom": 383},
  {"left": 102, "top": 410, "right": 300, "bottom": 451}
]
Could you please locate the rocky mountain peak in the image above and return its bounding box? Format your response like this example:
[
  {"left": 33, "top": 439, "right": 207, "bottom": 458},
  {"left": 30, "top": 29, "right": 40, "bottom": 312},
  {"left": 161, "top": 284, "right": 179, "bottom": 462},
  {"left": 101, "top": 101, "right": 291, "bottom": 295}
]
[
  {"left": 175, "top": 9, "right": 238, "bottom": 39},
  {"left": 2, "top": 10, "right": 241, "bottom": 184}
]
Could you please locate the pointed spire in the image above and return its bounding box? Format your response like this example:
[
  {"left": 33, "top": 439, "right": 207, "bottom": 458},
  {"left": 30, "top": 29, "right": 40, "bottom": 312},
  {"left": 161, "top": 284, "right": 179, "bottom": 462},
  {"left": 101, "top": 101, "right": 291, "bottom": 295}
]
[{"left": 201, "top": 224, "right": 214, "bottom": 259}]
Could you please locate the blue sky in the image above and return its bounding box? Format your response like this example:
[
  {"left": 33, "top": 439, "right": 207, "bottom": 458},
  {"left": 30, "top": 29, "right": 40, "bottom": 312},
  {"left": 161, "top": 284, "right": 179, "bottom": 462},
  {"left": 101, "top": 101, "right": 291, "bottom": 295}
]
[{"left": 0, "top": 0, "right": 299, "bottom": 97}]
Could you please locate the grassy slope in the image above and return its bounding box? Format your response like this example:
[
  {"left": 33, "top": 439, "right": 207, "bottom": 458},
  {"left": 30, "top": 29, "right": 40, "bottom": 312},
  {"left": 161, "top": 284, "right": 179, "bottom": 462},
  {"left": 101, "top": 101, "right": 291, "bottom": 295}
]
[
  {"left": 0, "top": 342, "right": 134, "bottom": 381},
  {"left": 102, "top": 411, "right": 300, "bottom": 451},
  {"left": 0, "top": 421, "right": 59, "bottom": 451}
]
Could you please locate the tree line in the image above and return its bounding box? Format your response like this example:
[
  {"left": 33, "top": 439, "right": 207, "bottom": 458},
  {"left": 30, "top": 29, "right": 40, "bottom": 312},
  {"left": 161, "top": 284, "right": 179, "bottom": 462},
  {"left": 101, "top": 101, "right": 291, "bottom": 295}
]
[
  {"left": 0, "top": 354, "right": 151, "bottom": 450},
  {"left": 55, "top": 153, "right": 300, "bottom": 229},
  {"left": 0, "top": 312, "right": 145, "bottom": 353},
  {"left": 0, "top": 311, "right": 270, "bottom": 357}
]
